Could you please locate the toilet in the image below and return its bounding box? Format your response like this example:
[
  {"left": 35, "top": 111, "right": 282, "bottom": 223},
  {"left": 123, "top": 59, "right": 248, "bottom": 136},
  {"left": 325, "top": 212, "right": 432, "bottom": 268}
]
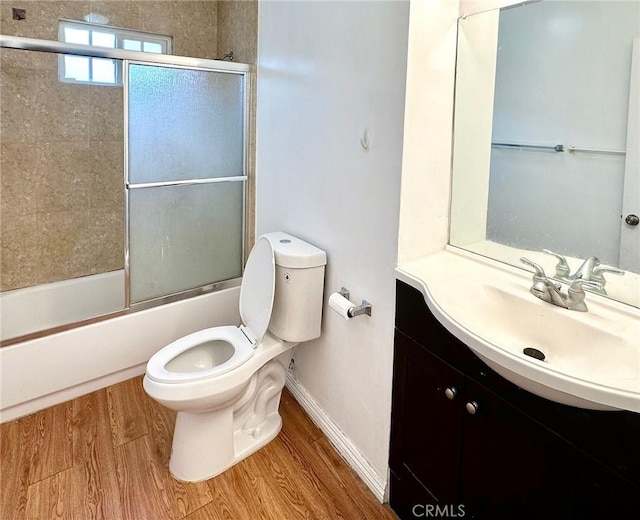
[{"left": 143, "top": 231, "right": 326, "bottom": 482}]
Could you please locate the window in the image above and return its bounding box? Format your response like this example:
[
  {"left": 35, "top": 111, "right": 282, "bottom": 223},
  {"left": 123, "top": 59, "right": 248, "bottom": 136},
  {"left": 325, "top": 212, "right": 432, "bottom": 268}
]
[{"left": 58, "top": 20, "right": 172, "bottom": 85}]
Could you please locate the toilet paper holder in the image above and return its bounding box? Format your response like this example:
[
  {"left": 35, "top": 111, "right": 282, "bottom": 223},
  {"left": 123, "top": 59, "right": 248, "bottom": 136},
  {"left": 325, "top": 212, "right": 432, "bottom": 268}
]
[{"left": 339, "top": 287, "right": 372, "bottom": 317}]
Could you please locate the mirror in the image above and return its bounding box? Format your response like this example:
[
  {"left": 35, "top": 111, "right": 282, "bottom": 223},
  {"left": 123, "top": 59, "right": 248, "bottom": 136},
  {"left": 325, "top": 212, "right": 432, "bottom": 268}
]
[{"left": 450, "top": 0, "right": 640, "bottom": 307}]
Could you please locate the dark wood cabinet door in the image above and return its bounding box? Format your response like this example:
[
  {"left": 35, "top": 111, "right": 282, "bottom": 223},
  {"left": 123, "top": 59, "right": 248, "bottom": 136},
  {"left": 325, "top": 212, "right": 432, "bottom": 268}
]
[
  {"left": 460, "top": 379, "right": 575, "bottom": 520},
  {"left": 391, "top": 332, "right": 465, "bottom": 505},
  {"left": 575, "top": 451, "right": 640, "bottom": 519},
  {"left": 389, "top": 469, "right": 435, "bottom": 520}
]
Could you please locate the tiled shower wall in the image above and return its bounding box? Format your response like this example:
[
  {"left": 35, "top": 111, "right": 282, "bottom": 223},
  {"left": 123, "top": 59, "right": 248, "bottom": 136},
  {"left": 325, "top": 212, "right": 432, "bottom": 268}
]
[
  {"left": 217, "top": 0, "right": 258, "bottom": 255},
  {"left": 0, "top": 1, "right": 256, "bottom": 292},
  {"left": 217, "top": 0, "right": 258, "bottom": 64}
]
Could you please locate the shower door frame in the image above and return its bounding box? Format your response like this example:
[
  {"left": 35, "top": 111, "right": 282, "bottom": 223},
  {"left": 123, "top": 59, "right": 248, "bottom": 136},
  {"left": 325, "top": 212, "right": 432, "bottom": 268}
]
[{"left": 0, "top": 35, "right": 251, "bottom": 345}]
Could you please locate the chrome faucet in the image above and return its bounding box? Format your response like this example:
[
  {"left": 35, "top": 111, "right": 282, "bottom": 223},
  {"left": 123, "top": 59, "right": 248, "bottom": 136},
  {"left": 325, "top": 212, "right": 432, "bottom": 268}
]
[
  {"left": 543, "top": 250, "right": 624, "bottom": 295},
  {"left": 520, "top": 257, "right": 588, "bottom": 311},
  {"left": 573, "top": 256, "right": 602, "bottom": 280}
]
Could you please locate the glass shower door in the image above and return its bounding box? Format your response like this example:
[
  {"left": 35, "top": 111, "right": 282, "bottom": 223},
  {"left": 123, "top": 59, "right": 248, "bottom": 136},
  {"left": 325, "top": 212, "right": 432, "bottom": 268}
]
[{"left": 126, "top": 62, "right": 246, "bottom": 304}]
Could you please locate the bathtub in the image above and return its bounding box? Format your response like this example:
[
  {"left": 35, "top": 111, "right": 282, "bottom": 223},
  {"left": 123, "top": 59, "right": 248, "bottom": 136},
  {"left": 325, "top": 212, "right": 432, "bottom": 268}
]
[
  {"left": 0, "top": 285, "right": 241, "bottom": 422},
  {"left": 0, "top": 270, "right": 126, "bottom": 342}
]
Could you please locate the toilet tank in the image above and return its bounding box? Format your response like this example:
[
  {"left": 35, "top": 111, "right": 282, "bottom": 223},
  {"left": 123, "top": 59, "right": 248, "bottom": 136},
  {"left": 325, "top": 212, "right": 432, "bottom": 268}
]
[{"left": 264, "top": 232, "right": 327, "bottom": 343}]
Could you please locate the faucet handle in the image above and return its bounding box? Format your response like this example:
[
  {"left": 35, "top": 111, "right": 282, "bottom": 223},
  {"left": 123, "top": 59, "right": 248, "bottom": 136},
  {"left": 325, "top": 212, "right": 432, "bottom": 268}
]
[
  {"left": 520, "top": 257, "right": 547, "bottom": 278},
  {"left": 567, "top": 279, "right": 588, "bottom": 312},
  {"left": 542, "top": 249, "right": 571, "bottom": 277},
  {"left": 568, "top": 278, "right": 586, "bottom": 293},
  {"left": 590, "top": 265, "right": 625, "bottom": 284}
]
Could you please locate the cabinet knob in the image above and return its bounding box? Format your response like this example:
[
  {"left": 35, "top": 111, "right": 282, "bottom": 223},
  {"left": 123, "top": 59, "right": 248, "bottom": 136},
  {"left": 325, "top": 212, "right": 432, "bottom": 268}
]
[
  {"left": 445, "top": 387, "right": 457, "bottom": 400},
  {"left": 466, "top": 401, "right": 479, "bottom": 415}
]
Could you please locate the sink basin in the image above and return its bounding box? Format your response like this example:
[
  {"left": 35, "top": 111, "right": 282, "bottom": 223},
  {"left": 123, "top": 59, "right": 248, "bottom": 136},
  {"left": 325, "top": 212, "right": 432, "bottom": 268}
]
[{"left": 397, "top": 247, "right": 640, "bottom": 412}]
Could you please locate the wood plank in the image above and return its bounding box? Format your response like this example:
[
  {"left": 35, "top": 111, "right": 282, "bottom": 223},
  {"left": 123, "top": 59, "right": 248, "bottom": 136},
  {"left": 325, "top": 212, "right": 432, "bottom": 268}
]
[
  {"left": 26, "top": 468, "right": 74, "bottom": 520},
  {"left": 24, "top": 460, "right": 123, "bottom": 520},
  {"left": 279, "top": 387, "right": 393, "bottom": 518},
  {"left": 310, "top": 436, "right": 398, "bottom": 520},
  {"left": 261, "top": 432, "right": 353, "bottom": 519},
  {"left": 71, "top": 389, "right": 124, "bottom": 520},
  {"left": 277, "top": 423, "right": 396, "bottom": 520},
  {"left": 144, "top": 388, "right": 177, "bottom": 465},
  {"left": 277, "top": 402, "right": 378, "bottom": 519},
  {"left": 67, "top": 457, "right": 123, "bottom": 519},
  {"left": 0, "top": 415, "right": 33, "bottom": 520},
  {"left": 241, "top": 448, "right": 318, "bottom": 520},
  {"left": 24, "top": 468, "right": 73, "bottom": 520},
  {"left": 280, "top": 387, "right": 323, "bottom": 443},
  {"left": 182, "top": 504, "right": 225, "bottom": 520},
  {"left": 223, "top": 464, "right": 274, "bottom": 520},
  {"left": 115, "top": 434, "right": 212, "bottom": 519},
  {"left": 106, "top": 376, "right": 150, "bottom": 447},
  {"left": 199, "top": 465, "right": 264, "bottom": 520},
  {"left": 28, "top": 401, "right": 73, "bottom": 485},
  {"left": 247, "top": 433, "right": 361, "bottom": 520}
]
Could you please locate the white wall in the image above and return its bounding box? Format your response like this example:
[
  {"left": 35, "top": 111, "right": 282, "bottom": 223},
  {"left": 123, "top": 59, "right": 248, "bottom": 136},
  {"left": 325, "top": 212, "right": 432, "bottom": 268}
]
[
  {"left": 256, "top": 0, "right": 409, "bottom": 491},
  {"left": 460, "top": 0, "right": 521, "bottom": 17},
  {"left": 397, "top": 0, "right": 460, "bottom": 262}
]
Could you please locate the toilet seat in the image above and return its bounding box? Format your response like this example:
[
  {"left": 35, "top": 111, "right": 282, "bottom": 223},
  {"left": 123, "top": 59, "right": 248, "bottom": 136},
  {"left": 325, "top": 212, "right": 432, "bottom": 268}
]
[
  {"left": 146, "top": 236, "right": 277, "bottom": 386},
  {"left": 146, "top": 326, "right": 255, "bottom": 384},
  {"left": 239, "top": 235, "right": 276, "bottom": 345}
]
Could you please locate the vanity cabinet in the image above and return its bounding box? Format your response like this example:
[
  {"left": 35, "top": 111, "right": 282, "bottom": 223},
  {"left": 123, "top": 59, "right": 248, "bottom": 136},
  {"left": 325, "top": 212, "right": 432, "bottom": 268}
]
[{"left": 390, "top": 280, "right": 640, "bottom": 520}]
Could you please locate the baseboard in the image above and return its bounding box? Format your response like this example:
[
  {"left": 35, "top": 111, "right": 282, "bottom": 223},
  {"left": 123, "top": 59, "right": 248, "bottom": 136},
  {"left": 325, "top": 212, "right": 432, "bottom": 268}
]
[{"left": 285, "top": 373, "right": 387, "bottom": 502}]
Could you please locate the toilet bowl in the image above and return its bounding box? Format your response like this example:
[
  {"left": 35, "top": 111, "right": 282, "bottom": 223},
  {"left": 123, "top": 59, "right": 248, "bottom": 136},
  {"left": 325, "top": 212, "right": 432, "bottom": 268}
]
[{"left": 143, "top": 232, "right": 326, "bottom": 482}]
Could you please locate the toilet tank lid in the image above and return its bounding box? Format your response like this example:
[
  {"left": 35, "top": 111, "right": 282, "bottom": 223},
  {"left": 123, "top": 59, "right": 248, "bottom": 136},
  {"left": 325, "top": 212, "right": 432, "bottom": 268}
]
[{"left": 261, "top": 232, "right": 327, "bottom": 268}]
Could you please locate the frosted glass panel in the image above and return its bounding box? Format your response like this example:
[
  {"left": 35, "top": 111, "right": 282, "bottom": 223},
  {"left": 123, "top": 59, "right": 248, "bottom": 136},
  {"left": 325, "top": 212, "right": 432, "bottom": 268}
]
[
  {"left": 128, "top": 64, "right": 244, "bottom": 184},
  {"left": 129, "top": 182, "right": 244, "bottom": 303}
]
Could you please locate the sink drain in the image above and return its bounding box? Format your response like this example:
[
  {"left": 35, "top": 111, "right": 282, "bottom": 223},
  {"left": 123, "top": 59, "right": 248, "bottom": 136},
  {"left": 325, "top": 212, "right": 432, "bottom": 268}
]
[{"left": 523, "top": 347, "right": 546, "bottom": 361}]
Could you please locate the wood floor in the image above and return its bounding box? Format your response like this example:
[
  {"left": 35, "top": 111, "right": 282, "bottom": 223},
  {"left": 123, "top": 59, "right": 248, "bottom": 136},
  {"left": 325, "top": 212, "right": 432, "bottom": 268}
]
[{"left": 0, "top": 377, "right": 397, "bottom": 520}]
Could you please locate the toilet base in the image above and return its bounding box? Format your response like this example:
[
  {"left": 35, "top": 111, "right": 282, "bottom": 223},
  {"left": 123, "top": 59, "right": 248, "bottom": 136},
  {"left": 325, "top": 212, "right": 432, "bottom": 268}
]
[
  {"left": 169, "top": 410, "right": 283, "bottom": 483},
  {"left": 234, "top": 411, "right": 283, "bottom": 467},
  {"left": 168, "top": 359, "right": 287, "bottom": 482}
]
